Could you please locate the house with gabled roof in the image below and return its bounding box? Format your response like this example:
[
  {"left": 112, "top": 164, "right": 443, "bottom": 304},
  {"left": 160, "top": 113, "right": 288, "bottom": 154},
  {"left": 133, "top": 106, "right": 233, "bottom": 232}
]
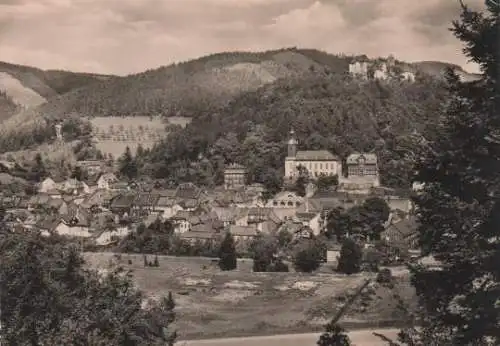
[
  {"left": 38, "top": 177, "right": 57, "bottom": 193},
  {"left": 170, "top": 210, "right": 196, "bottom": 233},
  {"left": 381, "top": 216, "right": 418, "bottom": 249},
  {"left": 133, "top": 192, "right": 160, "bottom": 215},
  {"left": 266, "top": 191, "right": 304, "bottom": 209},
  {"left": 97, "top": 173, "right": 119, "bottom": 190},
  {"left": 35, "top": 215, "right": 61, "bottom": 236},
  {"left": 59, "top": 178, "right": 90, "bottom": 196},
  {"left": 109, "top": 194, "right": 136, "bottom": 215}
]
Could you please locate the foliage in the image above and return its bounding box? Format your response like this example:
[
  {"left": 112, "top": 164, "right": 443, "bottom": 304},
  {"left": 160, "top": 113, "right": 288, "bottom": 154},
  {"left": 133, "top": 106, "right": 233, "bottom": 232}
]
[
  {"left": 374, "top": 239, "right": 409, "bottom": 266},
  {"left": 326, "top": 197, "right": 390, "bottom": 241},
  {"left": 218, "top": 232, "right": 237, "bottom": 271},
  {"left": 29, "top": 152, "right": 47, "bottom": 182},
  {"left": 317, "top": 321, "right": 351, "bottom": 346},
  {"left": 0, "top": 231, "right": 176, "bottom": 345},
  {"left": 316, "top": 174, "right": 339, "bottom": 191},
  {"left": 119, "top": 146, "right": 138, "bottom": 180},
  {"left": 277, "top": 229, "right": 294, "bottom": 249},
  {"left": 336, "top": 238, "right": 363, "bottom": 275},
  {"left": 292, "top": 238, "right": 324, "bottom": 273},
  {"left": 116, "top": 221, "right": 174, "bottom": 254},
  {"left": 146, "top": 68, "right": 449, "bottom": 188},
  {"left": 396, "top": 3, "right": 500, "bottom": 345},
  {"left": 362, "top": 247, "right": 381, "bottom": 272},
  {"left": 267, "top": 259, "right": 289, "bottom": 272},
  {"left": 248, "top": 234, "right": 279, "bottom": 272},
  {"left": 376, "top": 268, "right": 393, "bottom": 286},
  {"left": 0, "top": 90, "right": 19, "bottom": 121},
  {"left": 0, "top": 60, "right": 114, "bottom": 99}
]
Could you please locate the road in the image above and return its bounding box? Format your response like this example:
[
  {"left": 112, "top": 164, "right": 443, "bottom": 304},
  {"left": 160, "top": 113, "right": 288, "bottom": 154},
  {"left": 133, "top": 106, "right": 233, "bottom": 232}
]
[{"left": 178, "top": 328, "right": 400, "bottom": 346}]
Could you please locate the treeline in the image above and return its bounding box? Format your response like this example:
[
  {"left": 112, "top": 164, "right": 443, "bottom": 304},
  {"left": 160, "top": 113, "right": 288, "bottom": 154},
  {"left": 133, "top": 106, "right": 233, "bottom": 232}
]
[
  {"left": 0, "top": 115, "right": 93, "bottom": 154},
  {"left": 144, "top": 73, "right": 449, "bottom": 189}
]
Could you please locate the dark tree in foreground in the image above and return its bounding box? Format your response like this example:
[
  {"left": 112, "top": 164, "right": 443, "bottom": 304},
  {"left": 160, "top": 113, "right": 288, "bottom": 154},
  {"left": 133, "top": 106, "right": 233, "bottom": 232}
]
[
  {"left": 218, "top": 232, "right": 237, "bottom": 271},
  {"left": 394, "top": 2, "right": 500, "bottom": 345},
  {"left": 337, "top": 238, "right": 362, "bottom": 275},
  {"left": 317, "top": 322, "right": 351, "bottom": 346},
  {"left": 0, "top": 232, "right": 176, "bottom": 345},
  {"left": 316, "top": 279, "right": 372, "bottom": 346}
]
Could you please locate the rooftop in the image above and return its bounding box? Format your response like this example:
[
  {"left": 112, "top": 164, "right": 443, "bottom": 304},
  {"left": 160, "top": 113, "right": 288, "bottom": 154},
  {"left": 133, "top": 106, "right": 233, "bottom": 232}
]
[
  {"left": 295, "top": 150, "right": 339, "bottom": 161},
  {"left": 346, "top": 153, "right": 378, "bottom": 165}
]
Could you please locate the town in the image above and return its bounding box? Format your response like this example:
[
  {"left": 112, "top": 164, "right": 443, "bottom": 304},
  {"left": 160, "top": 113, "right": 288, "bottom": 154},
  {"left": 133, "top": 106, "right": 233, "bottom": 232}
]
[
  {"left": 0, "top": 127, "right": 417, "bottom": 256},
  {"left": 1, "top": 1, "right": 497, "bottom": 345}
]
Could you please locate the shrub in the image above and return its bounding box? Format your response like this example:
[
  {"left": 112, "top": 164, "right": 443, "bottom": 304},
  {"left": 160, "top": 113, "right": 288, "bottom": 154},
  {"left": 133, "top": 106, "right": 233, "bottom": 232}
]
[
  {"left": 249, "top": 234, "right": 278, "bottom": 272},
  {"left": 292, "top": 240, "right": 323, "bottom": 273},
  {"left": 337, "top": 238, "right": 362, "bottom": 275},
  {"left": 362, "top": 248, "right": 381, "bottom": 272},
  {"left": 267, "top": 259, "right": 289, "bottom": 272},
  {"left": 376, "top": 268, "right": 393, "bottom": 286},
  {"left": 218, "top": 232, "right": 237, "bottom": 271}
]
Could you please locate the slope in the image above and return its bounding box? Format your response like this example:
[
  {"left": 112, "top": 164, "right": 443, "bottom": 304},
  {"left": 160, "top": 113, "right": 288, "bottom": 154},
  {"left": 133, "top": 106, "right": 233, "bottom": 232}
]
[
  {"left": 0, "top": 61, "right": 116, "bottom": 101},
  {"left": 31, "top": 48, "right": 467, "bottom": 122},
  {"left": 146, "top": 72, "right": 449, "bottom": 189},
  {"left": 32, "top": 48, "right": 333, "bottom": 119},
  {"left": 0, "top": 91, "right": 20, "bottom": 122},
  {"left": 0, "top": 72, "right": 47, "bottom": 108},
  {"left": 412, "top": 61, "right": 481, "bottom": 82}
]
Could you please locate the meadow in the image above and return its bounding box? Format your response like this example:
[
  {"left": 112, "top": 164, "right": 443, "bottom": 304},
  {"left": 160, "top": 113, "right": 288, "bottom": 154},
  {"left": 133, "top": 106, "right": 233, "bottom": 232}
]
[
  {"left": 84, "top": 252, "right": 416, "bottom": 340},
  {"left": 90, "top": 116, "right": 191, "bottom": 157}
]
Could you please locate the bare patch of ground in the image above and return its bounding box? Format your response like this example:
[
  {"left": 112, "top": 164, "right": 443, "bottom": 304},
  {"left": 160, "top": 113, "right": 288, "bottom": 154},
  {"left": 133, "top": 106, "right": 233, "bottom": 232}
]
[{"left": 83, "top": 252, "right": 416, "bottom": 340}]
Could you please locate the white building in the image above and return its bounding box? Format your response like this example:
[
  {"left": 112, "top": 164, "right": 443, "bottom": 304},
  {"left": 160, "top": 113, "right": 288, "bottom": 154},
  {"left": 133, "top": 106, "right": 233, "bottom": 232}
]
[{"left": 284, "top": 129, "right": 341, "bottom": 180}]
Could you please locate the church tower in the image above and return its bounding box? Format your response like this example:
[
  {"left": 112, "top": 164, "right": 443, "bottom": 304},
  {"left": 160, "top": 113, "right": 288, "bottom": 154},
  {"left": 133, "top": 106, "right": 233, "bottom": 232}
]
[{"left": 287, "top": 129, "right": 298, "bottom": 158}]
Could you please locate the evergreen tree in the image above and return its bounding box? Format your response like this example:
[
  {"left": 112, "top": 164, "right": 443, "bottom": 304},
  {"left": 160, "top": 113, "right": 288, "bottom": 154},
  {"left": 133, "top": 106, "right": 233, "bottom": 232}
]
[
  {"left": 31, "top": 153, "right": 47, "bottom": 182},
  {"left": 336, "top": 238, "right": 362, "bottom": 275},
  {"left": 119, "top": 146, "right": 138, "bottom": 180},
  {"left": 400, "top": 2, "right": 500, "bottom": 345},
  {"left": 218, "top": 232, "right": 237, "bottom": 271},
  {"left": 1, "top": 231, "right": 176, "bottom": 345},
  {"left": 317, "top": 322, "right": 351, "bottom": 346}
]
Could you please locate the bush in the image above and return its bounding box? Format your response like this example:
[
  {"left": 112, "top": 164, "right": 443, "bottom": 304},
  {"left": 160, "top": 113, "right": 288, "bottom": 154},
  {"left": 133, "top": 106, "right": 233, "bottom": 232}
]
[
  {"left": 292, "top": 240, "right": 323, "bottom": 273},
  {"left": 362, "top": 248, "right": 381, "bottom": 272},
  {"left": 376, "top": 268, "right": 393, "bottom": 285},
  {"left": 267, "top": 259, "right": 289, "bottom": 272},
  {"left": 218, "top": 232, "right": 237, "bottom": 271},
  {"left": 337, "top": 238, "right": 362, "bottom": 275}
]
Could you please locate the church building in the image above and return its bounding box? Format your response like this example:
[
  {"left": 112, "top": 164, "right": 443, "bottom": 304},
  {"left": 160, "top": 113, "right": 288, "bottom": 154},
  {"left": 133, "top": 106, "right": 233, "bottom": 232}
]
[{"left": 284, "top": 129, "right": 341, "bottom": 180}]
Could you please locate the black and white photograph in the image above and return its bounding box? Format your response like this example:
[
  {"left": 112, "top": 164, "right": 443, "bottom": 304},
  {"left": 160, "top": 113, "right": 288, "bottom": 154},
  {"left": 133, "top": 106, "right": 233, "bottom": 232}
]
[{"left": 0, "top": 0, "right": 498, "bottom": 345}]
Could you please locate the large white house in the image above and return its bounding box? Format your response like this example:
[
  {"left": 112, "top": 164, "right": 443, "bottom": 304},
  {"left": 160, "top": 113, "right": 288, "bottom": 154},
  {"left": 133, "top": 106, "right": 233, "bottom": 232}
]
[{"left": 284, "top": 129, "right": 341, "bottom": 180}]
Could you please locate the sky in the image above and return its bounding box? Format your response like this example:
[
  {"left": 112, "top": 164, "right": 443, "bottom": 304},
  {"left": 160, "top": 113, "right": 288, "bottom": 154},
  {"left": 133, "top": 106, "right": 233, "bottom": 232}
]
[{"left": 0, "top": 0, "right": 484, "bottom": 76}]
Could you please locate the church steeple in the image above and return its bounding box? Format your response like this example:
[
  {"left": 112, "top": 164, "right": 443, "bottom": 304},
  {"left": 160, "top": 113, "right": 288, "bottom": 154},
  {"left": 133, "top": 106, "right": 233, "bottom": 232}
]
[{"left": 287, "top": 128, "right": 298, "bottom": 157}]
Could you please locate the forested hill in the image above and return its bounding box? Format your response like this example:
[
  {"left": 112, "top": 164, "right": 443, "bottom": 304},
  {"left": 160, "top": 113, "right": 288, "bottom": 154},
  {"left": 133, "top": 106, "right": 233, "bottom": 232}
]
[
  {"left": 145, "top": 72, "right": 450, "bottom": 189},
  {"left": 30, "top": 48, "right": 471, "bottom": 121},
  {"left": 34, "top": 48, "right": 348, "bottom": 119}
]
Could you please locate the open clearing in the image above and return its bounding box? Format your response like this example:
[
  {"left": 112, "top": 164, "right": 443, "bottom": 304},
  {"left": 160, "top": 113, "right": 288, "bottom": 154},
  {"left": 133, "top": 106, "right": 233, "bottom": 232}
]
[
  {"left": 84, "top": 252, "right": 416, "bottom": 340},
  {"left": 89, "top": 116, "right": 191, "bottom": 157}
]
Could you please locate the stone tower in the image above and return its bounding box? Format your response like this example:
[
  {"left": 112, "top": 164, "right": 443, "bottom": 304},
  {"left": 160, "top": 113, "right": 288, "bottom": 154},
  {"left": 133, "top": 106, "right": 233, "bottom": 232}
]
[{"left": 287, "top": 129, "right": 298, "bottom": 158}]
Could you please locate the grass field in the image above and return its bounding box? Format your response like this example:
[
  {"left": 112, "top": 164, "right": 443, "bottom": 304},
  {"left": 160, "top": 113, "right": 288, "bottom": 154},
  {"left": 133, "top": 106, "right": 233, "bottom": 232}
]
[
  {"left": 83, "top": 252, "right": 416, "bottom": 340},
  {"left": 90, "top": 116, "right": 191, "bottom": 157}
]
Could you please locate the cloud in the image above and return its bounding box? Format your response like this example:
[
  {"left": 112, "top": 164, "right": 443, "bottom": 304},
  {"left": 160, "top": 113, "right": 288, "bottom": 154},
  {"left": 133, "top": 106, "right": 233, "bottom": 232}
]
[{"left": 0, "top": 0, "right": 484, "bottom": 75}]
